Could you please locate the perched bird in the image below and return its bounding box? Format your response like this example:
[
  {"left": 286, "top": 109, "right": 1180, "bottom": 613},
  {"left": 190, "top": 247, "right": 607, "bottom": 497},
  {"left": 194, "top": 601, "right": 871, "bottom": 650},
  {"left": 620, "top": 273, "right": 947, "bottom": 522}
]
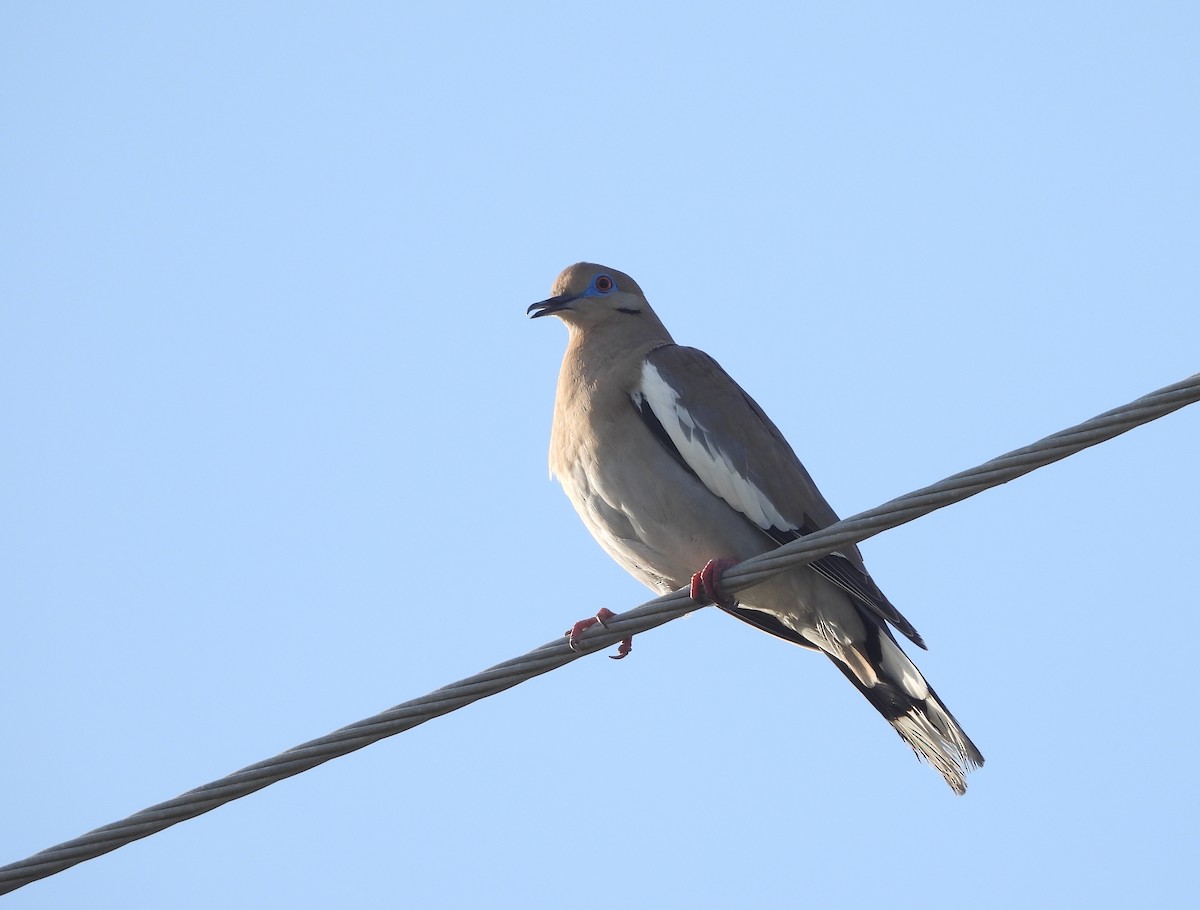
[{"left": 528, "top": 262, "right": 984, "bottom": 794}]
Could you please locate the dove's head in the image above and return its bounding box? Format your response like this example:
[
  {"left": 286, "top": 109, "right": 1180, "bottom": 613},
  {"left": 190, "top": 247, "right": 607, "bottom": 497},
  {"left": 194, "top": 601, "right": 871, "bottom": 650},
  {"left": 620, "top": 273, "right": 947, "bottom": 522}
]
[{"left": 528, "top": 263, "right": 671, "bottom": 344}]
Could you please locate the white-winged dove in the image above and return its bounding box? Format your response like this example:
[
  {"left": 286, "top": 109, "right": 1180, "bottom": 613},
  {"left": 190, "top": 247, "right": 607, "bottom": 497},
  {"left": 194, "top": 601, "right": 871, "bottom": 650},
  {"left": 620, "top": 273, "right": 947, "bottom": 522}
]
[{"left": 529, "top": 262, "right": 984, "bottom": 794}]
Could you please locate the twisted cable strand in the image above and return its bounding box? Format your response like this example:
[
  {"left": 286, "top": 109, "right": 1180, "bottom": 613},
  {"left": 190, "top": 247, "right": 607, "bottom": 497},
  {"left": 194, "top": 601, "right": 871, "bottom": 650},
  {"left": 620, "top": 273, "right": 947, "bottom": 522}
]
[{"left": 1, "top": 371, "right": 1196, "bottom": 895}]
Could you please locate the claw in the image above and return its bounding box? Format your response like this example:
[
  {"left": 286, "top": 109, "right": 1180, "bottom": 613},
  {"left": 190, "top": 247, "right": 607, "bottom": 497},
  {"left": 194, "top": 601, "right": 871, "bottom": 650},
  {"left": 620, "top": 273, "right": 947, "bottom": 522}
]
[
  {"left": 690, "top": 558, "right": 738, "bottom": 608},
  {"left": 566, "top": 607, "right": 629, "bottom": 657}
]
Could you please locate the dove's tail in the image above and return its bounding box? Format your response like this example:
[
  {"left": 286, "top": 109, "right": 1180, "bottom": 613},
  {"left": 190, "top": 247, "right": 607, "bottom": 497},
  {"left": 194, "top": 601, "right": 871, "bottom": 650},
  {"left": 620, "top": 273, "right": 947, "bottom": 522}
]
[{"left": 828, "top": 624, "right": 984, "bottom": 795}]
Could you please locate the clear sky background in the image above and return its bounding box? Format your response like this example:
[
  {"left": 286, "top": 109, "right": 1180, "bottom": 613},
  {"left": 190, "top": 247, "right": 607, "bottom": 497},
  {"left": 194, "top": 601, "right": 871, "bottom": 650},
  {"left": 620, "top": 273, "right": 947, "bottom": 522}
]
[{"left": 3, "top": 3, "right": 1198, "bottom": 907}]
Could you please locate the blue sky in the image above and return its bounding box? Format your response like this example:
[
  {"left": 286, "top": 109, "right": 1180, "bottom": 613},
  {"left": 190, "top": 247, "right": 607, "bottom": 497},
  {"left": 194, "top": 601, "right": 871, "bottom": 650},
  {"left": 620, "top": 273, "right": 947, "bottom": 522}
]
[{"left": 2, "top": 3, "right": 1198, "bottom": 907}]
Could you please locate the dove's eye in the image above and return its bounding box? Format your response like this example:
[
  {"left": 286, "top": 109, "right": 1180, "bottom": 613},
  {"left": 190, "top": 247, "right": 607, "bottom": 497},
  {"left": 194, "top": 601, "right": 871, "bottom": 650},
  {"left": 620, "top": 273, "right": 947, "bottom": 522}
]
[{"left": 593, "top": 275, "right": 615, "bottom": 293}]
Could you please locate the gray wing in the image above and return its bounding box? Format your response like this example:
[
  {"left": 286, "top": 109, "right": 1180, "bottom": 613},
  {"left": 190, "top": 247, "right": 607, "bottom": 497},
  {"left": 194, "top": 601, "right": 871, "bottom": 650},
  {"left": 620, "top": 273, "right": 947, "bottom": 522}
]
[{"left": 634, "top": 344, "right": 926, "bottom": 649}]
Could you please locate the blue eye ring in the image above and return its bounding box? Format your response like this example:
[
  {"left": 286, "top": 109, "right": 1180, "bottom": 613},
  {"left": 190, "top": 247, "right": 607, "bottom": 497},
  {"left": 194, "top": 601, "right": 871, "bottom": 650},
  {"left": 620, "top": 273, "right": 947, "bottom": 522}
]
[{"left": 591, "top": 274, "right": 615, "bottom": 294}]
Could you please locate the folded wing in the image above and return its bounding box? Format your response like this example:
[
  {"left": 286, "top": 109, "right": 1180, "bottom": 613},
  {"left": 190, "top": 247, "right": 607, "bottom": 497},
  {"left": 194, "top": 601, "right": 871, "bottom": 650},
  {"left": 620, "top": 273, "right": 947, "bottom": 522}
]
[{"left": 632, "top": 344, "right": 926, "bottom": 648}]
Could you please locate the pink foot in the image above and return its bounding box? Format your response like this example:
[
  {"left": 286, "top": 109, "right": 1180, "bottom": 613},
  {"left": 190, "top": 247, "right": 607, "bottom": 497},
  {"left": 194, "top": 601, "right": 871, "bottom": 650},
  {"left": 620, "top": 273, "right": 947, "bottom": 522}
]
[
  {"left": 690, "top": 558, "right": 738, "bottom": 608},
  {"left": 565, "top": 607, "right": 633, "bottom": 660}
]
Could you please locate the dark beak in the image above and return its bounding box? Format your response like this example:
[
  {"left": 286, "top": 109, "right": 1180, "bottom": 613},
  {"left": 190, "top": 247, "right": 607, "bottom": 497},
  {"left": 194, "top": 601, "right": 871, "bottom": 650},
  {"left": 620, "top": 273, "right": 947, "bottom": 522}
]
[{"left": 527, "top": 293, "right": 579, "bottom": 319}]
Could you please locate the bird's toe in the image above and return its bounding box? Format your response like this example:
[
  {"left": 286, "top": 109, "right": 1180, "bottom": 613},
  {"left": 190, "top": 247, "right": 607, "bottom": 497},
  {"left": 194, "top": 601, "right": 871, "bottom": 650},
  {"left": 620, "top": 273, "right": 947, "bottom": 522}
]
[{"left": 690, "top": 558, "right": 738, "bottom": 608}]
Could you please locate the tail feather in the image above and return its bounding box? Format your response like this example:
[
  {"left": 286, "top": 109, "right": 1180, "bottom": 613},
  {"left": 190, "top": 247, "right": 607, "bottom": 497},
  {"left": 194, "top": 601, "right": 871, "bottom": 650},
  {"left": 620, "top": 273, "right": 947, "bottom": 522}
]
[{"left": 829, "top": 630, "right": 984, "bottom": 795}]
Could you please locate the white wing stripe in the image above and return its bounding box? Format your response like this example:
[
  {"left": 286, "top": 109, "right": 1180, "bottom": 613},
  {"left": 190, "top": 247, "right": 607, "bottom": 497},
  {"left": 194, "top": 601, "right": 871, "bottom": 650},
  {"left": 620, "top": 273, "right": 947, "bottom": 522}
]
[{"left": 639, "top": 361, "right": 793, "bottom": 532}]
